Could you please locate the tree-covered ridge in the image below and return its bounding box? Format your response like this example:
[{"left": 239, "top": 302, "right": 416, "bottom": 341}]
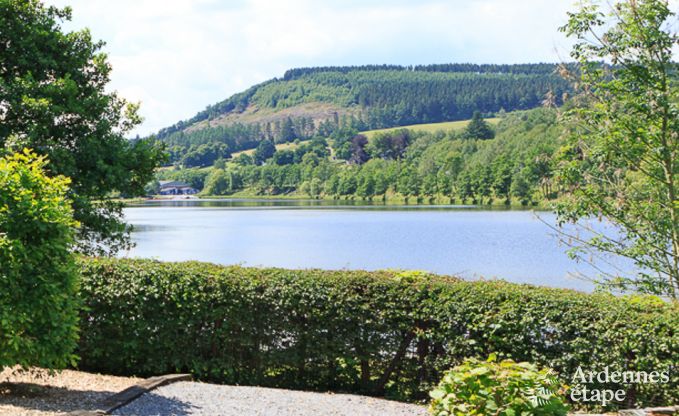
[
  {"left": 281, "top": 63, "right": 571, "bottom": 79},
  {"left": 154, "top": 64, "right": 570, "bottom": 164},
  {"left": 252, "top": 70, "right": 565, "bottom": 117}
]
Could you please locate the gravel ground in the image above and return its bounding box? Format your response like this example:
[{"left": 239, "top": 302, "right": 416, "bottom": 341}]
[
  {"left": 0, "top": 367, "right": 141, "bottom": 416},
  {"left": 113, "top": 382, "right": 429, "bottom": 416}
]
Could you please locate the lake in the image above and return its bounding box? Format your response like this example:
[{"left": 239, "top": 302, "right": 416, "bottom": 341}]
[{"left": 121, "top": 199, "right": 631, "bottom": 292}]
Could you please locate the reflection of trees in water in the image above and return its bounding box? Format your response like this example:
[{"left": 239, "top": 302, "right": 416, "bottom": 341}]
[
  {"left": 129, "top": 224, "right": 174, "bottom": 233},
  {"left": 127, "top": 199, "right": 532, "bottom": 212}
]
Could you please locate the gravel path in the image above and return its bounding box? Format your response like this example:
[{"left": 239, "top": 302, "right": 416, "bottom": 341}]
[
  {"left": 0, "top": 367, "right": 141, "bottom": 415},
  {"left": 113, "top": 381, "right": 429, "bottom": 416}
]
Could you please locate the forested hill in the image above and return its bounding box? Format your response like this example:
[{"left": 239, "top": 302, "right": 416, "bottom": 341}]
[{"left": 155, "top": 63, "right": 570, "bottom": 164}]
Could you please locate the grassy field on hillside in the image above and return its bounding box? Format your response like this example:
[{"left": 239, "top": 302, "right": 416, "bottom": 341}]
[
  {"left": 229, "top": 117, "right": 502, "bottom": 158},
  {"left": 231, "top": 141, "right": 302, "bottom": 158},
  {"left": 361, "top": 118, "right": 500, "bottom": 138}
]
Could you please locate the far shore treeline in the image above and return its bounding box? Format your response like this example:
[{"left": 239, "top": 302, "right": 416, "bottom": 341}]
[{"left": 155, "top": 109, "right": 560, "bottom": 206}]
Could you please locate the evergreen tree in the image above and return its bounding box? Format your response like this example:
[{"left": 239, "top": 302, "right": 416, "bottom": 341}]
[
  {"left": 254, "top": 140, "right": 276, "bottom": 165},
  {"left": 278, "top": 117, "right": 296, "bottom": 143},
  {"left": 463, "top": 111, "right": 495, "bottom": 140}
]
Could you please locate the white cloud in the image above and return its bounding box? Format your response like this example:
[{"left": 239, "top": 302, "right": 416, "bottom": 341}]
[{"left": 41, "top": 0, "right": 621, "bottom": 136}]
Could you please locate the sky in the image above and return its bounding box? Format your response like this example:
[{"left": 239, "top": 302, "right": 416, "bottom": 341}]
[{"left": 43, "top": 0, "right": 585, "bottom": 137}]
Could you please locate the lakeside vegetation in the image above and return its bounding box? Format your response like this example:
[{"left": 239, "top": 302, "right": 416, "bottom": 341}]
[{"left": 156, "top": 109, "right": 561, "bottom": 206}]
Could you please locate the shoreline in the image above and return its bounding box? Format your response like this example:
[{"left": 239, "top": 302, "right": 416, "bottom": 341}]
[{"left": 122, "top": 194, "right": 554, "bottom": 210}]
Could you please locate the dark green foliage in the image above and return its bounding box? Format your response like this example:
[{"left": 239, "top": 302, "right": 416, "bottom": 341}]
[
  {"left": 261, "top": 66, "right": 568, "bottom": 124},
  {"left": 181, "top": 143, "right": 230, "bottom": 168},
  {"left": 254, "top": 140, "right": 276, "bottom": 165},
  {"left": 278, "top": 117, "right": 297, "bottom": 143},
  {"left": 0, "top": 150, "right": 79, "bottom": 369},
  {"left": 155, "top": 64, "right": 571, "bottom": 161},
  {"left": 350, "top": 135, "right": 369, "bottom": 165},
  {"left": 273, "top": 150, "right": 295, "bottom": 165},
  {"left": 463, "top": 111, "right": 495, "bottom": 140},
  {"left": 330, "top": 127, "right": 359, "bottom": 161},
  {"left": 233, "top": 153, "right": 254, "bottom": 166},
  {"left": 282, "top": 64, "right": 574, "bottom": 80},
  {"left": 368, "top": 130, "right": 412, "bottom": 160},
  {"left": 77, "top": 258, "right": 678, "bottom": 410},
  {"left": 0, "top": 0, "right": 165, "bottom": 254},
  {"left": 164, "top": 123, "right": 262, "bottom": 164}
]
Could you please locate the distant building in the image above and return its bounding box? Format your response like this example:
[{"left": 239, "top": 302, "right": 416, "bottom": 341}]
[{"left": 158, "top": 180, "right": 197, "bottom": 195}]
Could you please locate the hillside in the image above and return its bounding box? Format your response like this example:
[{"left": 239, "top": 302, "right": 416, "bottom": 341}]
[
  {"left": 156, "top": 108, "right": 563, "bottom": 206},
  {"left": 154, "top": 64, "right": 570, "bottom": 165},
  {"left": 228, "top": 118, "right": 502, "bottom": 158},
  {"left": 361, "top": 118, "right": 501, "bottom": 138}
]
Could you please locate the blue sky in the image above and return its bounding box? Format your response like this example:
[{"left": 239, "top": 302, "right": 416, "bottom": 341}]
[{"left": 44, "top": 0, "right": 586, "bottom": 136}]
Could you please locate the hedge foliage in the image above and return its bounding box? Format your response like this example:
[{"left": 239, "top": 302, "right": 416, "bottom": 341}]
[
  {"left": 0, "top": 150, "right": 79, "bottom": 369},
  {"left": 77, "top": 258, "right": 678, "bottom": 409}
]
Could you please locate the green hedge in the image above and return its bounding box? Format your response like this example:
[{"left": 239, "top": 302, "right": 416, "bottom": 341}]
[{"left": 77, "top": 258, "right": 678, "bottom": 409}]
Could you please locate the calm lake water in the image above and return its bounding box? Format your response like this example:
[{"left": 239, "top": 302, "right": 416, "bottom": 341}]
[{"left": 122, "top": 199, "right": 631, "bottom": 292}]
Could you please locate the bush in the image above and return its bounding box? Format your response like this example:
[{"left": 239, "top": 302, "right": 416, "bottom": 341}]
[
  {"left": 77, "top": 258, "right": 678, "bottom": 410},
  {"left": 0, "top": 150, "right": 79, "bottom": 369},
  {"left": 429, "top": 355, "right": 568, "bottom": 416}
]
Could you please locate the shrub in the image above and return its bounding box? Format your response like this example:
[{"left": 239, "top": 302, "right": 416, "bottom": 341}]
[
  {"left": 429, "top": 354, "right": 568, "bottom": 416},
  {"left": 0, "top": 150, "right": 79, "bottom": 369},
  {"left": 77, "top": 258, "right": 679, "bottom": 410}
]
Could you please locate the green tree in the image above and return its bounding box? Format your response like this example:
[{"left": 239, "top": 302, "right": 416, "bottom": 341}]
[
  {"left": 492, "top": 156, "right": 513, "bottom": 203},
  {"left": 472, "top": 164, "right": 493, "bottom": 204},
  {"left": 398, "top": 166, "right": 421, "bottom": 199},
  {"left": 234, "top": 153, "right": 254, "bottom": 166},
  {"left": 203, "top": 169, "right": 230, "bottom": 195},
  {"left": 338, "top": 173, "right": 357, "bottom": 195},
  {"left": 278, "top": 117, "right": 296, "bottom": 143},
  {"left": 368, "top": 130, "right": 411, "bottom": 160},
  {"left": 213, "top": 157, "right": 227, "bottom": 169},
  {"left": 463, "top": 111, "right": 495, "bottom": 140},
  {"left": 356, "top": 175, "right": 375, "bottom": 199},
  {"left": 0, "top": 1, "right": 165, "bottom": 254},
  {"left": 421, "top": 174, "right": 438, "bottom": 199},
  {"left": 324, "top": 175, "right": 340, "bottom": 196},
  {"left": 456, "top": 171, "right": 475, "bottom": 204},
  {"left": 0, "top": 150, "right": 79, "bottom": 369},
  {"left": 557, "top": 0, "right": 679, "bottom": 298},
  {"left": 300, "top": 178, "right": 323, "bottom": 198},
  {"left": 144, "top": 179, "right": 160, "bottom": 196},
  {"left": 181, "top": 143, "right": 229, "bottom": 168},
  {"left": 254, "top": 140, "right": 276, "bottom": 165},
  {"left": 511, "top": 167, "right": 534, "bottom": 206},
  {"left": 273, "top": 150, "right": 295, "bottom": 165}
]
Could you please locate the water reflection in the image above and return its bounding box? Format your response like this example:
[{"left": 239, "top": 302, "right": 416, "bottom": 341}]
[
  {"left": 122, "top": 199, "right": 633, "bottom": 292},
  {"left": 127, "top": 198, "right": 538, "bottom": 211}
]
